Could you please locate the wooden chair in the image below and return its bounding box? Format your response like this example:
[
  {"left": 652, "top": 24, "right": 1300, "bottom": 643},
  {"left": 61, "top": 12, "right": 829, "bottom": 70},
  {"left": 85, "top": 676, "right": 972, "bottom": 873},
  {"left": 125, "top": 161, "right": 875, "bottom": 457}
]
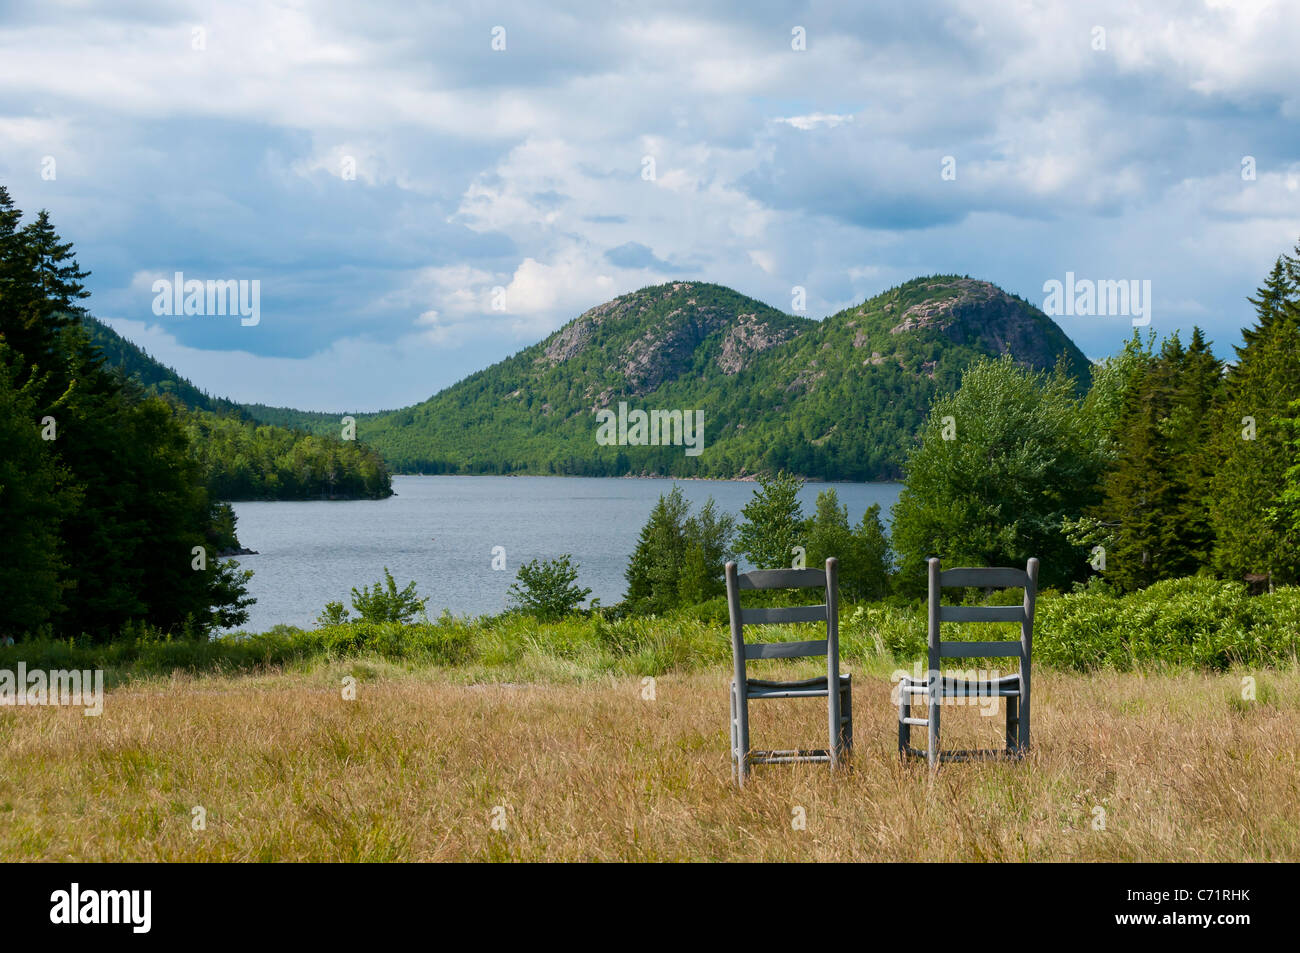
[
  {"left": 898, "top": 557, "right": 1038, "bottom": 765},
  {"left": 725, "top": 558, "right": 851, "bottom": 786}
]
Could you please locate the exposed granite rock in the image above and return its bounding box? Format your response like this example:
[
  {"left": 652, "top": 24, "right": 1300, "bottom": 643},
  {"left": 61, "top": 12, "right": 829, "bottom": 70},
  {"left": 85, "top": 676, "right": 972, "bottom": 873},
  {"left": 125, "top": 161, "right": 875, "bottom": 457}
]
[
  {"left": 541, "top": 318, "right": 592, "bottom": 367},
  {"left": 890, "top": 278, "right": 1071, "bottom": 370},
  {"left": 718, "top": 313, "right": 801, "bottom": 375}
]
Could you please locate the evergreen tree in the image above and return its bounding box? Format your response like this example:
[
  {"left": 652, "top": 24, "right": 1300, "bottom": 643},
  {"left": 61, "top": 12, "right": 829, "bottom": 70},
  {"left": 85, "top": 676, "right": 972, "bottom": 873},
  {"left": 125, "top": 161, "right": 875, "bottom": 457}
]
[
  {"left": 680, "top": 497, "right": 734, "bottom": 601},
  {"left": 1208, "top": 244, "right": 1300, "bottom": 584},
  {"left": 1169, "top": 327, "right": 1222, "bottom": 571},
  {"left": 802, "top": 489, "right": 891, "bottom": 598},
  {"left": 625, "top": 487, "right": 691, "bottom": 613},
  {"left": 0, "top": 351, "right": 72, "bottom": 634},
  {"left": 0, "top": 191, "right": 251, "bottom": 639},
  {"left": 852, "top": 503, "right": 893, "bottom": 600},
  {"left": 625, "top": 487, "right": 734, "bottom": 612},
  {"left": 806, "top": 489, "right": 854, "bottom": 581},
  {"left": 1241, "top": 257, "right": 1292, "bottom": 353},
  {"left": 736, "top": 471, "right": 807, "bottom": 570}
]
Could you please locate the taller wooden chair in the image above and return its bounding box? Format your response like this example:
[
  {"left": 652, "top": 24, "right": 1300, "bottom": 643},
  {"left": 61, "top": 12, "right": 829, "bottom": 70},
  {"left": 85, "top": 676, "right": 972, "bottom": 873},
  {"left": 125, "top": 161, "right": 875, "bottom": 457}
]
[
  {"left": 725, "top": 558, "right": 851, "bottom": 786},
  {"left": 897, "top": 557, "right": 1038, "bottom": 766}
]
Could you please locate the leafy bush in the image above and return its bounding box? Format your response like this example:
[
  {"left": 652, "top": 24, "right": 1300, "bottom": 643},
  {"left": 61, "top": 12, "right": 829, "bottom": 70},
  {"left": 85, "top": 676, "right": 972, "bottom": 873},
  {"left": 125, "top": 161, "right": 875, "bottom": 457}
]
[
  {"left": 309, "top": 619, "right": 475, "bottom": 666},
  {"left": 316, "top": 601, "right": 349, "bottom": 627},
  {"left": 839, "top": 578, "right": 1300, "bottom": 673},
  {"left": 508, "top": 555, "right": 591, "bottom": 621},
  {"left": 1034, "top": 577, "right": 1300, "bottom": 671},
  {"left": 3, "top": 577, "right": 1296, "bottom": 686},
  {"left": 348, "top": 568, "right": 428, "bottom": 624},
  {"left": 844, "top": 604, "right": 924, "bottom": 660},
  {"left": 891, "top": 355, "right": 1104, "bottom": 592}
]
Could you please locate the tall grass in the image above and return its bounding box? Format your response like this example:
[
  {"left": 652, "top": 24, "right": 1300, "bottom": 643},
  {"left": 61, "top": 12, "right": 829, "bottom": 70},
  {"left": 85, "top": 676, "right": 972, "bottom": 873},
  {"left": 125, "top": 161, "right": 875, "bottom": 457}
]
[
  {"left": 2, "top": 664, "right": 1296, "bottom": 861},
  {"left": 3, "top": 578, "right": 1297, "bottom": 687}
]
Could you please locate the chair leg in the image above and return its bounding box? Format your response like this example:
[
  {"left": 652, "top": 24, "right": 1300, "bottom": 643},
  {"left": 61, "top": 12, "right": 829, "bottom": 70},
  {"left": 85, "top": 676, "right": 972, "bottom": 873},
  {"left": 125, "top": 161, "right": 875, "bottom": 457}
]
[
  {"left": 898, "top": 680, "right": 910, "bottom": 756},
  {"left": 730, "top": 680, "right": 750, "bottom": 787},
  {"left": 839, "top": 675, "right": 853, "bottom": 757},
  {"left": 729, "top": 681, "right": 738, "bottom": 784},
  {"left": 927, "top": 675, "right": 940, "bottom": 768},
  {"left": 1005, "top": 694, "right": 1019, "bottom": 753},
  {"left": 1019, "top": 664, "right": 1031, "bottom": 752}
]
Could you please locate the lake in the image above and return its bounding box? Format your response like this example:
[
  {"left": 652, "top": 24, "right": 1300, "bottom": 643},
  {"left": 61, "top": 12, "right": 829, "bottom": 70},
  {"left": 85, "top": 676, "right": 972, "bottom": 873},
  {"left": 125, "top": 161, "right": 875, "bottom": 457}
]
[{"left": 228, "top": 475, "right": 903, "bottom": 631}]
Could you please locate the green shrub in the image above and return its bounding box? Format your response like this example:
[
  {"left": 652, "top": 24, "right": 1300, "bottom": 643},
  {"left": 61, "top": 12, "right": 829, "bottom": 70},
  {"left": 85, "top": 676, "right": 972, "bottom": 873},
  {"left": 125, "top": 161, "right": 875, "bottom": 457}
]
[
  {"left": 316, "top": 601, "right": 349, "bottom": 626},
  {"left": 843, "top": 604, "right": 924, "bottom": 660},
  {"left": 508, "top": 555, "right": 591, "bottom": 621},
  {"left": 1035, "top": 577, "right": 1300, "bottom": 671},
  {"left": 348, "top": 568, "right": 428, "bottom": 624},
  {"left": 3, "top": 577, "right": 1296, "bottom": 683},
  {"left": 308, "top": 619, "right": 476, "bottom": 666}
]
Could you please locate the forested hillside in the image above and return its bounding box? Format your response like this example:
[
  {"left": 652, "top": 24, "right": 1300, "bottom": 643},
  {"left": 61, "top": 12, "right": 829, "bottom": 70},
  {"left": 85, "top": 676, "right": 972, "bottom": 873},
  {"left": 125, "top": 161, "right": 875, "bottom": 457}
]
[
  {"left": 81, "top": 315, "right": 393, "bottom": 500},
  {"left": 890, "top": 237, "right": 1300, "bottom": 592},
  {"left": 291, "top": 277, "right": 1090, "bottom": 480}
]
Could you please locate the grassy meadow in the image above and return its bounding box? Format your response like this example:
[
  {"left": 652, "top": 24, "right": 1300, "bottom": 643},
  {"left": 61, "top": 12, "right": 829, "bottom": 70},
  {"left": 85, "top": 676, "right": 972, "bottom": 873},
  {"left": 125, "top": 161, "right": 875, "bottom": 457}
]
[{"left": 2, "top": 582, "right": 1298, "bottom": 862}]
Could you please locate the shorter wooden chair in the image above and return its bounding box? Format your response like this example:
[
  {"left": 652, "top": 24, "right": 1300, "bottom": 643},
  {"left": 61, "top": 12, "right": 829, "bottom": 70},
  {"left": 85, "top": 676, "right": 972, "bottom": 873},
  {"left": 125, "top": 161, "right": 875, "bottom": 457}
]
[
  {"left": 897, "top": 557, "right": 1038, "bottom": 766},
  {"left": 726, "top": 558, "right": 851, "bottom": 786}
]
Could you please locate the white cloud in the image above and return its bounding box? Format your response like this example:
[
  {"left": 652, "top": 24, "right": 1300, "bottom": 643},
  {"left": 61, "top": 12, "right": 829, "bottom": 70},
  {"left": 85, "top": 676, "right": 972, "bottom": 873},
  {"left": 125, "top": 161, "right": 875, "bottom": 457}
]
[
  {"left": 1, "top": 0, "right": 1297, "bottom": 409},
  {"left": 773, "top": 113, "right": 854, "bottom": 131}
]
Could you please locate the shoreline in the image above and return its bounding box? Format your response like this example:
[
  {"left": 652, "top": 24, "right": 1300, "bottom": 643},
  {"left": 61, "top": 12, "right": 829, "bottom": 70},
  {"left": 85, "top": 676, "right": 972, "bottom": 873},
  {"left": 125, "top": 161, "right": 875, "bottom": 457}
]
[{"left": 389, "top": 472, "right": 904, "bottom": 486}]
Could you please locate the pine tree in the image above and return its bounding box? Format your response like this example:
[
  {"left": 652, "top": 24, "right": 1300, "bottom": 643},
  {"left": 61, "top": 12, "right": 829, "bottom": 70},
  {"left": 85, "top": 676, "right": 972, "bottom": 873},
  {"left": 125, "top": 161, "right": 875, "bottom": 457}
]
[
  {"left": 1209, "top": 242, "right": 1300, "bottom": 584},
  {"left": 0, "top": 193, "right": 251, "bottom": 639},
  {"left": 680, "top": 497, "right": 734, "bottom": 602},
  {"left": 0, "top": 351, "right": 73, "bottom": 634},
  {"left": 1241, "top": 258, "right": 1292, "bottom": 354},
  {"left": 1089, "top": 332, "right": 1222, "bottom": 591},
  {"left": 852, "top": 503, "right": 893, "bottom": 600},
  {"left": 625, "top": 488, "right": 734, "bottom": 612},
  {"left": 806, "top": 489, "right": 853, "bottom": 579},
  {"left": 625, "top": 487, "right": 690, "bottom": 612},
  {"left": 736, "top": 471, "right": 807, "bottom": 570},
  {"left": 1169, "top": 327, "right": 1222, "bottom": 571}
]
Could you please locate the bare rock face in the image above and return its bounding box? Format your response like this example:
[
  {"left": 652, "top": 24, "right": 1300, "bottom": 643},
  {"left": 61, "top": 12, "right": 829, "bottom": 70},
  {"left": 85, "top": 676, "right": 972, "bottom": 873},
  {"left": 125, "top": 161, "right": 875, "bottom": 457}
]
[
  {"left": 618, "top": 305, "right": 724, "bottom": 393},
  {"left": 541, "top": 281, "right": 809, "bottom": 402},
  {"left": 718, "top": 313, "right": 800, "bottom": 375},
  {"left": 541, "top": 318, "right": 593, "bottom": 367},
  {"left": 890, "top": 278, "right": 1067, "bottom": 370},
  {"left": 890, "top": 278, "right": 999, "bottom": 334}
]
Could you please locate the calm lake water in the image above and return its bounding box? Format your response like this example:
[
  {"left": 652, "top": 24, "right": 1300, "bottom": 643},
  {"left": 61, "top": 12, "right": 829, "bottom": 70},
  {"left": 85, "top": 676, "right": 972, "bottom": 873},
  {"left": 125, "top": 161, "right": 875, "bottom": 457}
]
[{"left": 228, "top": 475, "right": 903, "bottom": 631}]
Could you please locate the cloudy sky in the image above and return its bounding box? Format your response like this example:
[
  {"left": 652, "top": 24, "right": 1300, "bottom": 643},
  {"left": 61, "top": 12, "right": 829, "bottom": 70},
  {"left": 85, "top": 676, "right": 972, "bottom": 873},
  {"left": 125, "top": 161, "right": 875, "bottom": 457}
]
[{"left": 3, "top": 0, "right": 1298, "bottom": 411}]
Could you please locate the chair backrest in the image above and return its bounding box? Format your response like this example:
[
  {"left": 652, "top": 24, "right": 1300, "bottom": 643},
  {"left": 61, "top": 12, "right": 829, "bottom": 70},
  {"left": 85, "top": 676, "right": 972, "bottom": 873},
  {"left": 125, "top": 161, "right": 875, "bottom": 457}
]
[
  {"left": 927, "top": 557, "right": 1038, "bottom": 671},
  {"left": 725, "top": 559, "right": 839, "bottom": 672}
]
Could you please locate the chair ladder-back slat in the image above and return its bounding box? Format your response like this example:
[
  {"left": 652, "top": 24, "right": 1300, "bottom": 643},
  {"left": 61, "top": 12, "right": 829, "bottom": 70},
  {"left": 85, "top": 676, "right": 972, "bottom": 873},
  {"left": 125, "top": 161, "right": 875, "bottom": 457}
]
[
  {"left": 737, "top": 568, "right": 829, "bottom": 590},
  {"left": 938, "top": 567, "right": 1030, "bottom": 588},
  {"left": 744, "top": 638, "right": 828, "bottom": 660}
]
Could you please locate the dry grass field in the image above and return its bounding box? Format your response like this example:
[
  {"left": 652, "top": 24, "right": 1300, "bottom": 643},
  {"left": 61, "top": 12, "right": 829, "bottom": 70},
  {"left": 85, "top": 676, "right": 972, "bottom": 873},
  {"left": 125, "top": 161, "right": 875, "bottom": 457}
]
[{"left": 1, "top": 659, "right": 1297, "bottom": 861}]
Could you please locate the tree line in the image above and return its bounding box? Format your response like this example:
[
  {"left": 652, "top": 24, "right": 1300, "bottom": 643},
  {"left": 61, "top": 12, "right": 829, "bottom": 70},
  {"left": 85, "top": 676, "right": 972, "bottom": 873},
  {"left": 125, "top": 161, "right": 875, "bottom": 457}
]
[
  {"left": 620, "top": 477, "right": 892, "bottom": 615},
  {"left": 893, "top": 238, "right": 1300, "bottom": 593},
  {"left": 78, "top": 308, "right": 393, "bottom": 501},
  {"left": 0, "top": 187, "right": 251, "bottom": 640},
  {"left": 182, "top": 412, "right": 392, "bottom": 501},
  {"left": 617, "top": 238, "right": 1300, "bottom": 608}
]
